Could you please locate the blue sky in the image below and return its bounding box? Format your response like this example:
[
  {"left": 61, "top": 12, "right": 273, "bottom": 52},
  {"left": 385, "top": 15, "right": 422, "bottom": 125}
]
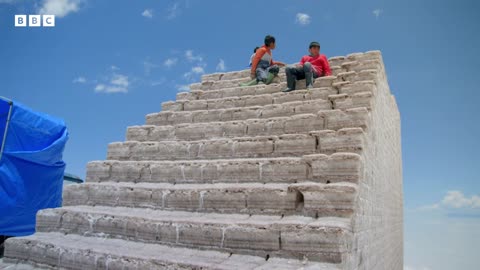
[{"left": 1, "top": 0, "right": 479, "bottom": 269}]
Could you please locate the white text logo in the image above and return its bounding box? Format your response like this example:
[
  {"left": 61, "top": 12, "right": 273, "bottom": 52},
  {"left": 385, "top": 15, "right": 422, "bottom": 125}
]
[{"left": 15, "top": 15, "right": 55, "bottom": 27}]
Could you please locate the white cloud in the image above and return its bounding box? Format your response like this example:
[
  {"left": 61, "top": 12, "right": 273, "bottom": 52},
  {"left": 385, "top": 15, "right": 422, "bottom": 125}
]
[
  {"left": 185, "top": 50, "right": 203, "bottom": 62},
  {"left": 94, "top": 84, "right": 105, "bottom": 91},
  {"left": 111, "top": 65, "right": 119, "bottom": 71},
  {"left": 142, "top": 9, "right": 153, "bottom": 18},
  {"left": 295, "top": 13, "right": 311, "bottom": 25},
  {"left": 163, "top": 58, "right": 178, "bottom": 68},
  {"left": 181, "top": 49, "right": 207, "bottom": 81},
  {"left": 166, "top": 2, "right": 180, "bottom": 20},
  {"left": 183, "top": 66, "right": 205, "bottom": 81},
  {"left": 176, "top": 84, "right": 190, "bottom": 92},
  {"left": 94, "top": 85, "right": 126, "bottom": 94},
  {"left": 373, "top": 9, "right": 382, "bottom": 19},
  {"left": 38, "top": 0, "right": 83, "bottom": 18},
  {"left": 72, "top": 76, "right": 86, "bottom": 83},
  {"left": 111, "top": 73, "right": 128, "bottom": 87},
  {"left": 94, "top": 73, "right": 129, "bottom": 94},
  {"left": 191, "top": 66, "right": 204, "bottom": 74},
  {"left": 143, "top": 60, "right": 159, "bottom": 75},
  {"left": 443, "top": 191, "right": 480, "bottom": 209},
  {"left": 418, "top": 190, "right": 480, "bottom": 211},
  {"left": 216, "top": 59, "right": 226, "bottom": 72}
]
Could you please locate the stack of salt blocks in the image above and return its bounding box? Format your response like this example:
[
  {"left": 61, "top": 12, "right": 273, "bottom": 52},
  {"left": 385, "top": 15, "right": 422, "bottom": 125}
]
[{"left": 2, "top": 50, "right": 403, "bottom": 270}]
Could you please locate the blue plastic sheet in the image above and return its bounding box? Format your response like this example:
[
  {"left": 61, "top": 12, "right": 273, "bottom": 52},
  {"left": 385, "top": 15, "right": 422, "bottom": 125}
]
[
  {"left": 0, "top": 98, "right": 10, "bottom": 147},
  {"left": 0, "top": 99, "right": 68, "bottom": 236}
]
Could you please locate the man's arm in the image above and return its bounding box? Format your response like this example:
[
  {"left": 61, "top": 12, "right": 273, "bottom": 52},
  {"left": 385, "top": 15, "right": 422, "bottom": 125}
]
[
  {"left": 272, "top": 60, "right": 286, "bottom": 66},
  {"left": 322, "top": 55, "right": 332, "bottom": 76}
]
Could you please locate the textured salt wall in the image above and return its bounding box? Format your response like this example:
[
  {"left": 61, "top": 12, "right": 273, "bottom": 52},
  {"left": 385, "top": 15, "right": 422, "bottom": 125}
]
[{"left": 349, "top": 53, "right": 403, "bottom": 270}]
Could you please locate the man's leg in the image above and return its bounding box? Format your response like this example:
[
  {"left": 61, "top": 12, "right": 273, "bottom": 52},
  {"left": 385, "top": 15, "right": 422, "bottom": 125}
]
[
  {"left": 304, "top": 62, "right": 316, "bottom": 88},
  {"left": 240, "top": 60, "right": 270, "bottom": 87},
  {"left": 256, "top": 66, "right": 269, "bottom": 83},
  {"left": 265, "top": 65, "right": 279, "bottom": 85},
  {"left": 240, "top": 66, "right": 266, "bottom": 87},
  {"left": 240, "top": 77, "right": 259, "bottom": 87},
  {"left": 283, "top": 65, "right": 305, "bottom": 92},
  {"left": 312, "top": 72, "right": 319, "bottom": 87},
  {"left": 285, "top": 66, "right": 296, "bottom": 90}
]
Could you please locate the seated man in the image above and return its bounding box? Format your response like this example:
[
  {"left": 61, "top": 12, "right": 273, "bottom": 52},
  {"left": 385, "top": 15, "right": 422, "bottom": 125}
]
[
  {"left": 283, "top": 41, "right": 331, "bottom": 92},
  {"left": 240, "top": 35, "right": 285, "bottom": 87}
]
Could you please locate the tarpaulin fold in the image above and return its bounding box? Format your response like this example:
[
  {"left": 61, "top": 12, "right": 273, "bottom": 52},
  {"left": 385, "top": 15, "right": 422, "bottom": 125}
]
[{"left": 0, "top": 98, "right": 68, "bottom": 236}]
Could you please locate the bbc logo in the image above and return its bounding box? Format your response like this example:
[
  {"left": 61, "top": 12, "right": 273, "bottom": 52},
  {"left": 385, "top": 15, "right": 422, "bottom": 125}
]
[{"left": 15, "top": 15, "right": 55, "bottom": 27}]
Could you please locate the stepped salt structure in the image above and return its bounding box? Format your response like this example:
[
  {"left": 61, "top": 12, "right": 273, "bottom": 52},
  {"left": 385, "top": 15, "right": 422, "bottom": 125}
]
[{"left": 1, "top": 50, "right": 403, "bottom": 270}]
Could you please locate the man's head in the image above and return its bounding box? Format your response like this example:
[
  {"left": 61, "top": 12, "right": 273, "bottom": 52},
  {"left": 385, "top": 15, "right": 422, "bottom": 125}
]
[
  {"left": 309, "top": 41, "right": 320, "bottom": 56},
  {"left": 265, "top": 35, "right": 276, "bottom": 49}
]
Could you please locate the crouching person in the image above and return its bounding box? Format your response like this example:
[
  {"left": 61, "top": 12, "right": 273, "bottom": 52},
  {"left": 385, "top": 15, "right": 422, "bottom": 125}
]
[
  {"left": 283, "top": 41, "right": 331, "bottom": 92},
  {"left": 241, "top": 35, "right": 285, "bottom": 87}
]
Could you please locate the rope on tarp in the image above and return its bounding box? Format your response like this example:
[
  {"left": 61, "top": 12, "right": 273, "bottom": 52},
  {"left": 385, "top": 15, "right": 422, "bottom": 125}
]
[{"left": 0, "top": 96, "right": 13, "bottom": 162}]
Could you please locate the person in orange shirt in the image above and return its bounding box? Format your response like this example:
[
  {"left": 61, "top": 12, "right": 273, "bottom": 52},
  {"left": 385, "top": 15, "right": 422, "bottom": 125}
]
[
  {"left": 283, "top": 41, "right": 332, "bottom": 92},
  {"left": 240, "top": 35, "right": 285, "bottom": 86}
]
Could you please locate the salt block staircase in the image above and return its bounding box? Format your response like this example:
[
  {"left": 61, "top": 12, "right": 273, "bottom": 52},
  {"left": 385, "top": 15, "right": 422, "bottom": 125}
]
[{"left": 2, "top": 51, "right": 403, "bottom": 270}]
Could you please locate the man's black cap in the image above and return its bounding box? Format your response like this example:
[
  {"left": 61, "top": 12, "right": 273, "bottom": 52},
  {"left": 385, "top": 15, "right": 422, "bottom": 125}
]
[{"left": 309, "top": 41, "right": 320, "bottom": 48}]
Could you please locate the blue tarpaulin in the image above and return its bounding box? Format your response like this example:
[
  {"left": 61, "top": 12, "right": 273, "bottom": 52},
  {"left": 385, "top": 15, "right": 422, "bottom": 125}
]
[{"left": 0, "top": 97, "right": 68, "bottom": 236}]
